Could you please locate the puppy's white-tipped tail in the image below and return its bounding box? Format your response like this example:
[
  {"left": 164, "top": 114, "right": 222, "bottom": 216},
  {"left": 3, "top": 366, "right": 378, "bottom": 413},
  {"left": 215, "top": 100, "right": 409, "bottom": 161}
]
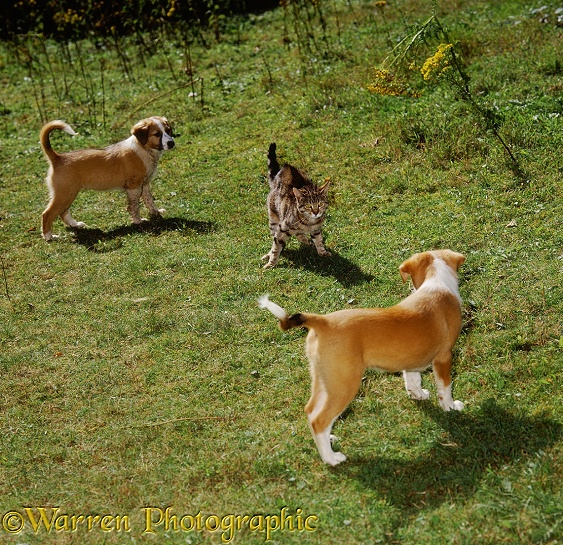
[
  {"left": 259, "top": 295, "right": 308, "bottom": 331},
  {"left": 258, "top": 294, "right": 288, "bottom": 321},
  {"left": 40, "top": 120, "right": 78, "bottom": 161},
  {"left": 61, "top": 123, "right": 78, "bottom": 137}
]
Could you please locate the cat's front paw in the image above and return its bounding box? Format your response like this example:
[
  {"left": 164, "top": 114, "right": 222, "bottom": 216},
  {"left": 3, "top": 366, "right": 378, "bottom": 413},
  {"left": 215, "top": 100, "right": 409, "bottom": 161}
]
[
  {"left": 261, "top": 253, "right": 277, "bottom": 269},
  {"left": 317, "top": 249, "right": 332, "bottom": 257},
  {"left": 149, "top": 208, "right": 165, "bottom": 219}
]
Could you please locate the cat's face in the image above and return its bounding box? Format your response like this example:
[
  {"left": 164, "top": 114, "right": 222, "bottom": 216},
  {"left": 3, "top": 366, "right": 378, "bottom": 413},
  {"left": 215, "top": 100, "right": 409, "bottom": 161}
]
[{"left": 293, "top": 182, "right": 329, "bottom": 220}]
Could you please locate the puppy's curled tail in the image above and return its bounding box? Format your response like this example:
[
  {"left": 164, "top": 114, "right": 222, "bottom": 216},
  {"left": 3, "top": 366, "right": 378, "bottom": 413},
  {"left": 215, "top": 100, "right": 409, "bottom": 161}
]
[
  {"left": 40, "top": 120, "right": 77, "bottom": 162},
  {"left": 258, "top": 295, "right": 306, "bottom": 331}
]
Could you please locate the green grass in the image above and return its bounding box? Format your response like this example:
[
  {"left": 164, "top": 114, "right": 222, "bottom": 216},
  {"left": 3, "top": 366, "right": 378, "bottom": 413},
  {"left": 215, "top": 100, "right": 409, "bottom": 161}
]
[{"left": 0, "top": 1, "right": 562, "bottom": 543}]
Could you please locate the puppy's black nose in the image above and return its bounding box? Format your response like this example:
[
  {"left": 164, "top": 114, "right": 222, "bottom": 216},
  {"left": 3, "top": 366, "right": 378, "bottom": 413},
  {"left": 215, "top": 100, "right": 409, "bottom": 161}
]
[{"left": 168, "top": 141, "right": 175, "bottom": 149}]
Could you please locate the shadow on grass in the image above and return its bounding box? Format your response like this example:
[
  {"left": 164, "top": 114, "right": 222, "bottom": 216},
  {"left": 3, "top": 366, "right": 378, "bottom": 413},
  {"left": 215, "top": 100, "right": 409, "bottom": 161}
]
[
  {"left": 278, "top": 247, "right": 373, "bottom": 288},
  {"left": 342, "top": 398, "right": 561, "bottom": 512},
  {"left": 70, "top": 217, "right": 215, "bottom": 252}
]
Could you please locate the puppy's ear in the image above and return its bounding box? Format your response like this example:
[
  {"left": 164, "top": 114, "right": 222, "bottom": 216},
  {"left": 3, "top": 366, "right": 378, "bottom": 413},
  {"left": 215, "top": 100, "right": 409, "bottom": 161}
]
[
  {"left": 399, "top": 252, "right": 431, "bottom": 287},
  {"left": 442, "top": 250, "right": 466, "bottom": 271},
  {"left": 131, "top": 120, "right": 150, "bottom": 145},
  {"left": 399, "top": 259, "right": 413, "bottom": 283}
]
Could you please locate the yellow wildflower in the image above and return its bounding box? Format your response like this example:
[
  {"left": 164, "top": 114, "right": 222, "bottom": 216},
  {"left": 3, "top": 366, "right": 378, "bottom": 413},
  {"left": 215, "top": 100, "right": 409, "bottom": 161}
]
[
  {"left": 368, "top": 68, "right": 421, "bottom": 98},
  {"left": 420, "top": 43, "right": 453, "bottom": 81},
  {"left": 53, "top": 9, "right": 81, "bottom": 26}
]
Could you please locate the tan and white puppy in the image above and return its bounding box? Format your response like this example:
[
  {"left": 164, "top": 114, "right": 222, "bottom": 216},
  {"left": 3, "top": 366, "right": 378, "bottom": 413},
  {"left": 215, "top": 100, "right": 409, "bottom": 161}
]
[
  {"left": 259, "top": 249, "right": 466, "bottom": 466},
  {"left": 40, "top": 116, "right": 175, "bottom": 240}
]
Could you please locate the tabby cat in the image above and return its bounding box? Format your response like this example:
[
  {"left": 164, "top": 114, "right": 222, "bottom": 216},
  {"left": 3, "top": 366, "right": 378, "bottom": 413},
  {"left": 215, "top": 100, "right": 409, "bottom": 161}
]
[{"left": 262, "top": 143, "right": 331, "bottom": 269}]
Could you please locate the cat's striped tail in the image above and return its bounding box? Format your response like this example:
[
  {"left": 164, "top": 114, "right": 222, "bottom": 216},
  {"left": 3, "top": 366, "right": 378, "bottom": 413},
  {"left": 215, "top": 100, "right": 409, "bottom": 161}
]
[
  {"left": 267, "top": 143, "right": 281, "bottom": 183},
  {"left": 258, "top": 295, "right": 306, "bottom": 331}
]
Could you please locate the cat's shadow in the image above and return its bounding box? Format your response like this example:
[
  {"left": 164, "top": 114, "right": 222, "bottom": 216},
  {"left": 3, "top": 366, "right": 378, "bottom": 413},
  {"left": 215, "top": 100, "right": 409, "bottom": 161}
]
[
  {"left": 280, "top": 247, "right": 373, "bottom": 287},
  {"left": 70, "top": 216, "right": 214, "bottom": 252}
]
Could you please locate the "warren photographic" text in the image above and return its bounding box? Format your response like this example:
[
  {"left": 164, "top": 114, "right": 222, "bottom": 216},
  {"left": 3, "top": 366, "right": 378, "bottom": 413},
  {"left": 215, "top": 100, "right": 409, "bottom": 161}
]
[{"left": 1, "top": 506, "right": 319, "bottom": 543}]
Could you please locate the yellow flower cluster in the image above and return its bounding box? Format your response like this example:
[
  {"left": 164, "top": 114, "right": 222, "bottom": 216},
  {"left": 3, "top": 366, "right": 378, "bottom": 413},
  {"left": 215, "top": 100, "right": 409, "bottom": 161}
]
[
  {"left": 53, "top": 9, "right": 82, "bottom": 26},
  {"left": 420, "top": 43, "right": 453, "bottom": 81},
  {"left": 368, "top": 68, "right": 421, "bottom": 98}
]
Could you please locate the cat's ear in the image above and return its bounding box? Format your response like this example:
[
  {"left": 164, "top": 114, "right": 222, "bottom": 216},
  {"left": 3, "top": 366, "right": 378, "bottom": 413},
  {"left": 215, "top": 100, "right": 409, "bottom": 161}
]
[
  {"left": 292, "top": 187, "right": 303, "bottom": 199},
  {"left": 319, "top": 181, "right": 330, "bottom": 193}
]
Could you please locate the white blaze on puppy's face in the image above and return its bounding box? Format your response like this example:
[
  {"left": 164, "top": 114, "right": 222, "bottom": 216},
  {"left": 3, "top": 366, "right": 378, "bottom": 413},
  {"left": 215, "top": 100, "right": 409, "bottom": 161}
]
[{"left": 150, "top": 117, "right": 175, "bottom": 151}]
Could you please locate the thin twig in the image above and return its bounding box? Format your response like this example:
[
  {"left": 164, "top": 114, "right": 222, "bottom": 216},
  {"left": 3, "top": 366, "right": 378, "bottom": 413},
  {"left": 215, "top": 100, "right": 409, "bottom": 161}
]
[
  {"left": 0, "top": 255, "right": 10, "bottom": 302},
  {"left": 382, "top": 15, "right": 435, "bottom": 69},
  {"left": 100, "top": 58, "right": 106, "bottom": 129},
  {"left": 257, "top": 47, "right": 274, "bottom": 90},
  {"left": 130, "top": 415, "right": 233, "bottom": 428},
  {"left": 79, "top": 415, "right": 233, "bottom": 434},
  {"left": 113, "top": 81, "right": 198, "bottom": 129}
]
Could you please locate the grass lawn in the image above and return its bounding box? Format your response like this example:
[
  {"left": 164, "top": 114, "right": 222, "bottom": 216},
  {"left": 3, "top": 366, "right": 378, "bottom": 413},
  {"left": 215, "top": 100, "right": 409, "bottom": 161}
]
[{"left": 0, "top": 0, "right": 562, "bottom": 543}]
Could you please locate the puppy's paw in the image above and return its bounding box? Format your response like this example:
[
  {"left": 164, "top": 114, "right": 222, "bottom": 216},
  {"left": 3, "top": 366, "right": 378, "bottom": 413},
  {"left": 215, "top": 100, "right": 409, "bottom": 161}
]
[
  {"left": 440, "top": 398, "right": 465, "bottom": 412},
  {"left": 63, "top": 219, "right": 86, "bottom": 229},
  {"left": 325, "top": 451, "right": 347, "bottom": 466},
  {"left": 407, "top": 388, "right": 430, "bottom": 401},
  {"left": 73, "top": 221, "right": 86, "bottom": 228},
  {"left": 329, "top": 434, "right": 339, "bottom": 444}
]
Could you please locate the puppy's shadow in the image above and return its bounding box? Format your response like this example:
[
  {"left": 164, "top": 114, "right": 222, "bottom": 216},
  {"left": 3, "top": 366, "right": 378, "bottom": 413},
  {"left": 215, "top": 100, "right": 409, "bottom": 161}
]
[
  {"left": 340, "top": 399, "right": 561, "bottom": 516},
  {"left": 71, "top": 217, "right": 215, "bottom": 252},
  {"left": 280, "top": 247, "right": 373, "bottom": 288}
]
